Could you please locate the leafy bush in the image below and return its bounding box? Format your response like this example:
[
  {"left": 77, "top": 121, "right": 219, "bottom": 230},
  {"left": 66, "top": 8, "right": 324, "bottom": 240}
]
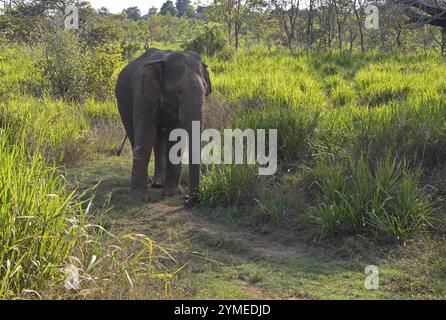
[
  {"left": 311, "top": 154, "right": 433, "bottom": 242},
  {"left": 36, "top": 30, "right": 122, "bottom": 101},
  {"left": 216, "top": 43, "right": 235, "bottom": 61},
  {"left": 86, "top": 42, "right": 123, "bottom": 99},
  {"left": 36, "top": 30, "right": 89, "bottom": 101},
  {"left": 181, "top": 23, "right": 231, "bottom": 59},
  {"left": 120, "top": 40, "right": 144, "bottom": 60}
]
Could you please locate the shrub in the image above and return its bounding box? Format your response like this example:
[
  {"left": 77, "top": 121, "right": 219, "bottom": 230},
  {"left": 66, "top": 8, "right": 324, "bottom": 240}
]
[
  {"left": 181, "top": 23, "right": 231, "bottom": 59},
  {"left": 36, "top": 30, "right": 90, "bottom": 101},
  {"left": 120, "top": 40, "right": 144, "bottom": 60},
  {"left": 36, "top": 30, "right": 122, "bottom": 101},
  {"left": 311, "top": 154, "right": 433, "bottom": 242},
  {"left": 216, "top": 43, "right": 235, "bottom": 62},
  {"left": 86, "top": 42, "right": 123, "bottom": 100}
]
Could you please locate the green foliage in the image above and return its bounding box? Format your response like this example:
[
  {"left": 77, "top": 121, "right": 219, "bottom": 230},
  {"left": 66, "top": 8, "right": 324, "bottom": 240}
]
[
  {"left": 87, "top": 15, "right": 125, "bottom": 43},
  {"left": 199, "top": 164, "right": 259, "bottom": 207},
  {"left": 0, "top": 126, "right": 85, "bottom": 298},
  {"left": 122, "top": 6, "right": 141, "bottom": 21},
  {"left": 0, "top": 125, "right": 175, "bottom": 298},
  {"left": 0, "top": 45, "right": 176, "bottom": 298},
  {"left": 1, "top": 97, "right": 89, "bottom": 163},
  {"left": 147, "top": 14, "right": 193, "bottom": 43},
  {"left": 85, "top": 42, "right": 123, "bottom": 99},
  {"left": 181, "top": 23, "right": 230, "bottom": 58},
  {"left": 0, "top": 46, "right": 38, "bottom": 99},
  {"left": 160, "top": 0, "right": 178, "bottom": 16},
  {"left": 311, "top": 154, "right": 433, "bottom": 242},
  {"left": 201, "top": 46, "right": 445, "bottom": 243},
  {"left": 0, "top": 11, "right": 43, "bottom": 43},
  {"left": 36, "top": 30, "right": 122, "bottom": 101},
  {"left": 36, "top": 30, "right": 88, "bottom": 101},
  {"left": 235, "top": 106, "right": 320, "bottom": 162},
  {"left": 120, "top": 40, "right": 144, "bottom": 60}
]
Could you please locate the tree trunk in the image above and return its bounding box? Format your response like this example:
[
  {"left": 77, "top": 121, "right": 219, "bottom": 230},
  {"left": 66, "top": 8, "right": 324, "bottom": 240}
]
[
  {"left": 337, "top": 21, "right": 343, "bottom": 52},
  {"left": 442, "top": 26, "right": 446, "bottom": 56},
  {"left": 234, "top": 22, "right": 239, "bottom": 50},
  {"left": 307, "top": 0, "right": 314, "bottom": 49},
  {"left": 354, "top": 1, "right": 365, "bottom": 53},
  {"left": 396, "top": 29, "right": 402, "bottom": 49}
]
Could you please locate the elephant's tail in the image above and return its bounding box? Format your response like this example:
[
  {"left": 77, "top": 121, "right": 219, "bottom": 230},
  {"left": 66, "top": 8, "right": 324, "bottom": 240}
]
[{"left": 116, "top": 134, "right": 127, "bottom": 156}]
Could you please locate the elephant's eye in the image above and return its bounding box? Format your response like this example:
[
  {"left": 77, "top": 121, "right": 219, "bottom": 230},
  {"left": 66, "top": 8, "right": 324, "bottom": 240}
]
[{"left": 177, "top": 88, "right": 183, "bottom": 95}]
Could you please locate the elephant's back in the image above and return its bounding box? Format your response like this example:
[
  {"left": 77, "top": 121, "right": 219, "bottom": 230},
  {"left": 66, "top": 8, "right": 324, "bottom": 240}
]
[
  {"left": 116, "top": 51, "right": 155, "bottom": 104},
  {"left": 116, "top": 48, "right": 172, "bottom": 89}
]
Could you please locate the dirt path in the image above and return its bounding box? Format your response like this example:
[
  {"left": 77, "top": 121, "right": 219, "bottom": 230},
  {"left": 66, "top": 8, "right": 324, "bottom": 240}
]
[
  {"left": 149, "top": 202, "right": 307, "bottom": 260},
  {"left": 110, "top": 200, "right": 308, "bottom": 299},
  {"left": 68, "top": 156, "right": 428, "bottom": 300}
]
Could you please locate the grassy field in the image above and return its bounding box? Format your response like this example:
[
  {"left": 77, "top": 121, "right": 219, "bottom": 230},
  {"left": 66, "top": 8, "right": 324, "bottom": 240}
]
[{"left": 1, "top": 44, "right": 445, "bottom": 299}]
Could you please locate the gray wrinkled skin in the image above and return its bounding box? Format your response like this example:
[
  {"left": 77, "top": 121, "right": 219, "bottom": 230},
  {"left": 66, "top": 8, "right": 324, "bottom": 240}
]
[{"left": 115, "top": 48, "right": 212, "bottom": 204}]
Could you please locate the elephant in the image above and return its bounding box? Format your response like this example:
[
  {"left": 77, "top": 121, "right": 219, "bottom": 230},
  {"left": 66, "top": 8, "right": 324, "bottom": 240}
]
[{"left": 115, "top": 48, "right": 212, "bottom": 205}]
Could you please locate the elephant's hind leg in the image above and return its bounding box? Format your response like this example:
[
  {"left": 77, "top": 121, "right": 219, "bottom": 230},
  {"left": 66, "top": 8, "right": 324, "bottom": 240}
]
[{"left": 118, "top": 102, "right": 135, "bottom": 150}]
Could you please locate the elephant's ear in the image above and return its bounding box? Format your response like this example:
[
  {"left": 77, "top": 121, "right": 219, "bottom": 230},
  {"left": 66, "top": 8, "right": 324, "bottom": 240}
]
[
  {"left": 142, "top": 60, "right": 164, "bottom": 103},
  {"left": 202, "top": 63, "right": 212, "bottom": 96}
]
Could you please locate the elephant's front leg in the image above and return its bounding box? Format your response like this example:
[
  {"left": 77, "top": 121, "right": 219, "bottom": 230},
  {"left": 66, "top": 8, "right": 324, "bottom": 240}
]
[
  {"left": 162, "top": 133, "right": 183, "bottom": 197},
  {"left": 130, "top": 123, "right": 157, "bottom": 202}
]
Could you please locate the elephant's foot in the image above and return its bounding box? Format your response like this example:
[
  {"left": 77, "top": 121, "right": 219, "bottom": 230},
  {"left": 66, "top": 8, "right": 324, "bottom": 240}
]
[
  {"left": 129, "top": 188, "right": 149, "bottom": 202},
  {"left": 184, "top": 193, "right": 199, "bottom": 207},
  {"left": 151, "top": 176, "right": 163, "bottom": 188},
  {"left": 161, "top": 186, "right": 183, "bottom": 197}
]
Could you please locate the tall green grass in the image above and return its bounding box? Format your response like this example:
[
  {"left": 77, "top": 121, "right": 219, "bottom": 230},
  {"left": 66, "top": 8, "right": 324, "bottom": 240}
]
[
  {"left": 202, "top": 46, "right": 445, "bottom": 241},
  {"left": 0, "top": 123, "right": 177, "bottom": 298},
  {"left": 0, "top": 127, "right": 84, "bottom": 297},
  {"left": 0, "top": 46, "right": 176, "bottom": 298},
  {"left": 234, "top": 106, "right": 320, "bottom": 162},
  {"left": 199, "top": 164, "right": 259, "bottom": 207},
  {"left": 2, "top": 44, "right": 445, "bottom": 246},
  {"left": 311, "top": 154, "right": 433, "bottom": 242}
]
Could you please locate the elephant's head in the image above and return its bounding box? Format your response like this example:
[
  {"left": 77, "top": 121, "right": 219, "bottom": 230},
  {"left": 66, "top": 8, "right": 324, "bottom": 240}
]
[{"left": 141, "top": 51, "right": 212, "bottom": 203}]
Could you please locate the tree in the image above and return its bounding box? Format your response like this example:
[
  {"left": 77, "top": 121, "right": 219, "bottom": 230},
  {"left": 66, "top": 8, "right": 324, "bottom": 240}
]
[
  {"left": 306, "top": 0, "right": 316, "bottom": 48},
  {"left": 333, "top": 0, "right": 354, "bottom": 51},
  {"left": 211, "top": 0, "right": 262, "bottom": 50},
  {"left": 98, "top": 6, "right": 110, "bottom": 16},
  {"left": 196, "top": 5, "right": 207, "bottom": 14},
  {"left": 0, "top": 0, "right": 96, "bottom": 43},
  {"left": 123, "top": 6, "right": 141, "bottom": 21},
  {"left": 353, "top": 0, "right": 366, "bottom": 52},
  {"left": 160, "top": 0, "right": 178, "bottom": 16},
  {"left": 270, "top": 0, "right": 300, "bottom": 53},
  {"left": 399, "top": 0, "right": 446, "bottom": 54},
  {"left": 176, "top": 0, "right": 190, "bottom": 17},
  {"left": 148, "top": 6, "right": 158, "bottom": 16},
  {"left": 1, "top": 0, "right": 78, "bottom": 16},
  {"left": 399, "top": 0, "right": 446, "bottom": 26}
]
